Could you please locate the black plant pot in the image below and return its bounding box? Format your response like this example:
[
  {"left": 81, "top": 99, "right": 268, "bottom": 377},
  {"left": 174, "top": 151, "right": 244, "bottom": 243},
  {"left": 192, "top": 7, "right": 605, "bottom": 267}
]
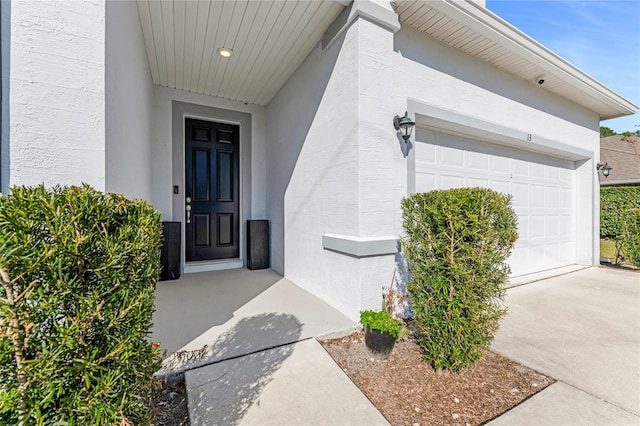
[{"left": 364, "top": 327, "right": 396, "bottom": 359}]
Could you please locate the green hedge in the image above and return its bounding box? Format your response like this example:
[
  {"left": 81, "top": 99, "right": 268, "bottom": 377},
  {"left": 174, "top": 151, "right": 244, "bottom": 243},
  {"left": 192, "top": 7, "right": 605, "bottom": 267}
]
[
  {"left": 401, "top": 188, "right": 518, "bottom": 371},
  {"left": 0, "top": 185, "right": 162, "bottom": 425},
  {"left": 622, "top": 208, "right": 640, "bottom": 267},
  {"left": 600, "top": 186, "right": 640, "bottom": 240}
]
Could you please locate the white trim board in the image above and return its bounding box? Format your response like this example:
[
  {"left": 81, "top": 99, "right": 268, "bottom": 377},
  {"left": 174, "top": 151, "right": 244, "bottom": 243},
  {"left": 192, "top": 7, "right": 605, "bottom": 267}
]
[{"left": 322, "top": 234, "right": 398, "bottom": 258}]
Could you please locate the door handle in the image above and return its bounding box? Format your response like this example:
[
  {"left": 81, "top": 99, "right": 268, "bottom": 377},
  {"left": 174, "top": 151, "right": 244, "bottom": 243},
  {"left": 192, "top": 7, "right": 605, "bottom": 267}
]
[{"left": 185, "top": 196, "right": 191, "bottom": 224}]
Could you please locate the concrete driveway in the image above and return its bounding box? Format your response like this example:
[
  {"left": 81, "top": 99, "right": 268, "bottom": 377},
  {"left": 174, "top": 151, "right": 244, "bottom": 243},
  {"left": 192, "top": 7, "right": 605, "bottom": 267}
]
[{"left": 489, "top": 267, "right": 640, "bottom": 425}]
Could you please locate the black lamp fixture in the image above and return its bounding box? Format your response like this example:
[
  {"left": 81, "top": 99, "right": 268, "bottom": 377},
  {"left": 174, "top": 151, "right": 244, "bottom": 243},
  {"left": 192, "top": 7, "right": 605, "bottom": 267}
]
[
  {"left": 596, "top": 162, "right": 612, "bottom": 178},
  {"left": 394, "top": 111, "right": 415, "bottom": 141}
]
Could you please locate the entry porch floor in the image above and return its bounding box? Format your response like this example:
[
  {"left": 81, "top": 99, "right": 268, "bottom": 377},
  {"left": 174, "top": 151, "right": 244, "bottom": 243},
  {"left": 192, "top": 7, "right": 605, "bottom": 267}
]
[{"left": 151, "top": 268, "right": 356, "bottom": 375}]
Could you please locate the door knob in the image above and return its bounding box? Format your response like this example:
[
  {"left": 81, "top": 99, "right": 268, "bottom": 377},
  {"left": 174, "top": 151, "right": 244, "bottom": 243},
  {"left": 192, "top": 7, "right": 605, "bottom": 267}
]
[{"left": 185, "top": 197, "right": 192, "bottom": 224}]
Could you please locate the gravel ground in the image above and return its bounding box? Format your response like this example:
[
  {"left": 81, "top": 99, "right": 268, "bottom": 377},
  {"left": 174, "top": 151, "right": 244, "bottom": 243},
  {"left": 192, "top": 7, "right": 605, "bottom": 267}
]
[{"left": 320, "top": 331, "right": 554, "bottom": 426}]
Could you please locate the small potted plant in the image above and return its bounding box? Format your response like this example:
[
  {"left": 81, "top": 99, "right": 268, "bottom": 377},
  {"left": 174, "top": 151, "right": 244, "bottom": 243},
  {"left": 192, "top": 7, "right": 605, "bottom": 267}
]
[{"left": 360, "top": 310, "right": 407, "bottom": 359}]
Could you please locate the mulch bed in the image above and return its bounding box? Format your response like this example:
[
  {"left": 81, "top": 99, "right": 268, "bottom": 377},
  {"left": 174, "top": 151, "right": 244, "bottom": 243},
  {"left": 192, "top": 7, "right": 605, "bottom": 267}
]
[
  {"left": 320, "top": 331, "right": 554, "bottom": 426},
  {"left": 149, "top": 381, "right": 190, "bottom": 426}
]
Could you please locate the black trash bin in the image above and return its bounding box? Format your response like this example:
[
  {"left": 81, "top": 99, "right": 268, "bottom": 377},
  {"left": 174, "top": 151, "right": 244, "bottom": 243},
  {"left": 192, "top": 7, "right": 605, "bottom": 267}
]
[
  {"left": 160, "top": 221, "right": 181, "bottom": 281},
  {"left": 247, "top": 220, "right": 269, "bottom": 270}
]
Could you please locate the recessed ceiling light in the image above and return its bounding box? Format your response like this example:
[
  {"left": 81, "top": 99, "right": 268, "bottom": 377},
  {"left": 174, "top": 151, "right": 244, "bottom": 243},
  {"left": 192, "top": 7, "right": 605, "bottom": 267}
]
[{"left": 217, "top": 47, "right": 233, "bottom": 58}]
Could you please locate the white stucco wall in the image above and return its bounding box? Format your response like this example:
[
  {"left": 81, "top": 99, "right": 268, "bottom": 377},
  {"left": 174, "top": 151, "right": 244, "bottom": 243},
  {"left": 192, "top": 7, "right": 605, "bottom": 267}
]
[
  {"left": 5, "top": 0, "right": 106, "bottom": 190},
  {"left": 266, "top": 14, "right": 403, "bottom": 320},
  {"left": 266, "top": 21, "right": 361, "bottom": 317},
  {"left": 105, "top": 0, "right": 154, "bottom": 201}
]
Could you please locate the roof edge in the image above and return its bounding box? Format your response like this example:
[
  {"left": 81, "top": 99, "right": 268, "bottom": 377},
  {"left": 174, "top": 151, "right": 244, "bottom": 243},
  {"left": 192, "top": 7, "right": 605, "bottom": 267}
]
[{"left": 406, "top": 0, "right": 638, "bottom": 119}]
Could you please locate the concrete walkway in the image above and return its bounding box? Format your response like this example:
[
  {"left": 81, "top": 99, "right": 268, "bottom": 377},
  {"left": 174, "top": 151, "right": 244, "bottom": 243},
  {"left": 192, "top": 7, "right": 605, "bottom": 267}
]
[
  {"left": 152, "top": 269, "right": 357, "bottom": 377},
  {"left": 158, "top": 266, "right": 640, "bottom": 425},
  {"left": 489, "top": 267, "right": 640, "bottom": 425},
  {"left": 186, "top": 338, "right": 389, "bottom": 425},
  {"left": 152, "top": 269, "right": 385, "bottom": 424}
]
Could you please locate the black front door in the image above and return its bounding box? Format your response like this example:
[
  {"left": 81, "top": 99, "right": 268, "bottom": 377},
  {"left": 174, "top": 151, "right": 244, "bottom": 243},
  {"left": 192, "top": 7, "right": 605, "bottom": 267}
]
[{"left": 185, "top": 118, "right": 240, "bottom": 261}]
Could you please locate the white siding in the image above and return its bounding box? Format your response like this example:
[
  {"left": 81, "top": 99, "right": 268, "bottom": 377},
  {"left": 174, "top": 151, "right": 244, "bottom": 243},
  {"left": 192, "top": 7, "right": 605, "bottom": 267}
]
[{"left": 5, "top": 0, "right": 106, "bottom": 190}]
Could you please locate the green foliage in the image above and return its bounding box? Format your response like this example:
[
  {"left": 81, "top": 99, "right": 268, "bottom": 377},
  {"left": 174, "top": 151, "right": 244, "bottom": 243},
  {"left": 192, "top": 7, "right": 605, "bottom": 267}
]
[
  {"left": 600, "top": 186, "right": 640, "bottom": 264},
  {"left": 600, "top": 186, "right": 640, "bottom": 239},
  {"left": 0, "top": 185, "right": 162, "bottom": 425},
  {"left": 621, "top": 208, "right": 640, "bottom": 267},
  {"left": 600, "top": 126, "right": 617, "bottom": 138},
  {"left": 401, "top": 188, "right": 518, "bottom": 371},
  {"left": 359, "top": 310, "right": 407, "bottom": 339}
]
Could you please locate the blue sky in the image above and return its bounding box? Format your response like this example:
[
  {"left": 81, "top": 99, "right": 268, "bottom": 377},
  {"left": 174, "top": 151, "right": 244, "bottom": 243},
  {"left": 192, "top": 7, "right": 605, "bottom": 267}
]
[{"left": 486, "top": 0, "right": 640, "bottom": 133}]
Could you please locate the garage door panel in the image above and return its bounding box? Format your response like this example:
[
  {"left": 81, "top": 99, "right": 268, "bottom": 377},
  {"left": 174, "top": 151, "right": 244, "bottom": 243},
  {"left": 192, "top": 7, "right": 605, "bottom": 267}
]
[
  {"left": 530, "top": 163, "right": 546, "bottom": 178},
  {"left": 517, "top": 216, "right": 529, "bottom": 239},
  {"left": 468, "top": 177, "right": 489, "bottom": 187},
  {"left": 415, "top": 172, "right": 436, "bottom": 192},
  {"left": 441, "top": 175, "right": 465, "bottom": 189},
  {"left": 442, "top": 146, "right": 464, "bottom": 166},
  {"left": 561, "top": 188, "right": 573, "bottom": 208},
  {"left": 545, "top": 216, "right": 560, "bottom": 237},
  {"left": 491, "top": 156, "right": 510, "bottom": 173},
  {"left": 415, "top": 132, "right": 577, "bottom": 277},
  {"left": 512, "top": 159, "right": 530, "bottom": 176},
  {"left": 468, "top": 151, "right": 490, "bottom": 170},
  {"left": 489, "top": 180, "right": 510, "bottom": 195},
  {"left": 511, "top": 183, "right": 529, "bottom": 207},
  {"left": 530, "top": 215, "right": 545, "bottom": 238},
  {"left": 547, "top": 187, "right": 560, "bottom": 208}
]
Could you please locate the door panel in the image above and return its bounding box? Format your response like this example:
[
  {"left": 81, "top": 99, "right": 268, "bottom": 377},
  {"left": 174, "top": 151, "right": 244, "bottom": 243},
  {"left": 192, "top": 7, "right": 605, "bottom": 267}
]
[{"left": 185, "top": 118, "right": 239, "bottom": 261}]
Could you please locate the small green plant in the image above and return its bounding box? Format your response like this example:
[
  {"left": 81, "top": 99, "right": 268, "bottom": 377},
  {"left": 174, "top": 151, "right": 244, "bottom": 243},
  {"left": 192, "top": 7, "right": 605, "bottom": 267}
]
[
  {"left": 0, "top": 184, "right": 162, "bottom": 425},
  {"left": 401, "top": 188, "right": 518, "bottom": 371},
  {"left": 359, "top": 310, "right": 407, "bottom": 338}
]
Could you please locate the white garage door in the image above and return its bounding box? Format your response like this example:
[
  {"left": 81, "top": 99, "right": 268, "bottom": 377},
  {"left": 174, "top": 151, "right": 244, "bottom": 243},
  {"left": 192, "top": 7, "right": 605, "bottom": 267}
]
[{"left": 414, "top": 129, "right": 576, "bottom": 277}]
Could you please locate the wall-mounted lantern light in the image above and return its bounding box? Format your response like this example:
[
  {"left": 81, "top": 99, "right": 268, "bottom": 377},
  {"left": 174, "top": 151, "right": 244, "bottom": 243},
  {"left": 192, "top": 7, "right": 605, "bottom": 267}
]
[
  {"left": 596, "top": 162, "right": 612, "bottom": 178},
  {"left": 393, "top": 111, "right": 415, "bottom": 141}
]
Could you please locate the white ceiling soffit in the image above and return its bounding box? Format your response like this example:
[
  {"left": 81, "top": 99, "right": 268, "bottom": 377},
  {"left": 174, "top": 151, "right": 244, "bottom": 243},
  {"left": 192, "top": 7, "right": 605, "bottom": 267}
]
[
  {"left": 137, "top": 0, "right": 346, "bottom": 106},
  {"left": 394, "top": 0, "right": 638, "bottom": 120}
]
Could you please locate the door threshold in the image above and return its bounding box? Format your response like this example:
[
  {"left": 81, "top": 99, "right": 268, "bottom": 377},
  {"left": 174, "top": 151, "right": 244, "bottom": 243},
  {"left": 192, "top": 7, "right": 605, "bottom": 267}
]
[{"left": 184, "top": 259, "right": 243, "bottom": 274}]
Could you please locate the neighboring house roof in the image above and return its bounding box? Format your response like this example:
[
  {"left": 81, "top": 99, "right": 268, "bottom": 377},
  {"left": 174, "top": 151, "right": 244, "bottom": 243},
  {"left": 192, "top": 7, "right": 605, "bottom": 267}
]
[
  {"left": 600, "top": 135, "right": 640, "bottom": 186},
  {"left": 394, "top": 0, "right": 637, "bottom": 120}
]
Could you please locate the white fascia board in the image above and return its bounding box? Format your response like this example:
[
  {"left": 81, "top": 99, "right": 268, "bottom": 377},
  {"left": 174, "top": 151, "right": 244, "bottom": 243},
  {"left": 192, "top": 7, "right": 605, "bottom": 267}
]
[
  {"left": 407, "top": 0, "right": 637, "bottom": 119},
  {"left": 322, "top": 234, "right": 399, "bottom": 258}
]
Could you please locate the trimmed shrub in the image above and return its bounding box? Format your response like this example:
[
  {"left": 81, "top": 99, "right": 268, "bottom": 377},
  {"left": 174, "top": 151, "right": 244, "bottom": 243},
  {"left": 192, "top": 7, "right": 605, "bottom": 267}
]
[
  {"left": 401, "top": 188, "right": 518, "bottom": 371},
  {"left": 0, "top": 185, "right": 162, "bottom": 425}
]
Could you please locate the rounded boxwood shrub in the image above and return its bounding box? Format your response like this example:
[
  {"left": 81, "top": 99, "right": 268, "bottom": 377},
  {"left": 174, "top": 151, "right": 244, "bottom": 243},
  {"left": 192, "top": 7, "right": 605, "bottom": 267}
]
[
  {"left": 0, "top": 185, "right": 162, "bottom": 425},
  {"left": 401, "top": 188, "right": 518, "bottom": 371}
]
